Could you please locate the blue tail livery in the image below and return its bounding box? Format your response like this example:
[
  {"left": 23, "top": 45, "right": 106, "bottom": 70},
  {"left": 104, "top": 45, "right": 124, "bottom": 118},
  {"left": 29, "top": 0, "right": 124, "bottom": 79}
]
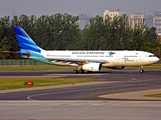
[{"left": 13, "top": 27, "right": 44, "bottom": 58}]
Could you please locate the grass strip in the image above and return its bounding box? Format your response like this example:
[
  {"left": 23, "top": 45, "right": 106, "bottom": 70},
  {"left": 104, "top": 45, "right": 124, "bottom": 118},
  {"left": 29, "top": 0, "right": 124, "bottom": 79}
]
[
  {"left": 0, "top": 77, "right": 100, "bottom": 90},
  {"left": 0, "top": 65, "right": 75, "bottom": 71},
  {"left": 0, "top": 64, "right": 161, "bottom": 71},
  {"left": 144, "top": 93, "right": 161, "bottom": 98}
]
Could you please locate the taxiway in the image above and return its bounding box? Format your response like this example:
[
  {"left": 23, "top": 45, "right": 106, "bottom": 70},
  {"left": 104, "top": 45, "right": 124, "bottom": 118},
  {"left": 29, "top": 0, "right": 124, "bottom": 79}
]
[
  {"left": 0, "top": 70, "right": 161, "bottom": 100},
  {"left": 0, "top": 70, "right": 161, "bottom": 119}
]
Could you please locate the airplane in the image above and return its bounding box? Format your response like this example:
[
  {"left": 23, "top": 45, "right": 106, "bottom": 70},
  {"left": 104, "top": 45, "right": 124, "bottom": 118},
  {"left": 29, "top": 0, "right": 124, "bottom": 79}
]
[{"left": 4, "top": 27, "right": 160, "bottom": 73}]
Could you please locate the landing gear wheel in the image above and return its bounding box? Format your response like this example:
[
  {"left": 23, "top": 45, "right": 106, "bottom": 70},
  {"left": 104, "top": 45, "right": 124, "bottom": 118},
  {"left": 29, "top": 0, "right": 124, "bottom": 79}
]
[
  {"left": 140, "top": 69, "right": 144, "bottom": 73},
  {"left": 140, "top": 66, "right": 144, "bottom": 73},
  {"left": 78, "top": 70, "right": 84, "bottom": 73},
  {"left": 73, "top": 70, "right": 78, "bottom": 74}
]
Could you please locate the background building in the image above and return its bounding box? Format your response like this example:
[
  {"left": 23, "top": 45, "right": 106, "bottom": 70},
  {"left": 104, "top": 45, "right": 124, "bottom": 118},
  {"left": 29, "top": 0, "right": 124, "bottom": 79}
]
[
  {"left": 129, "top": 13, "right": 153, "bottom": 29},
  {"left": 75, "top": 14, "right": 92, "bottom": 30},
  {"left": 103, "top": 9, "right": 123, "bottom": 21},
  {"left": 145, "top": 15, "right": 153, "bottom": 28},
  {"left": 153, "top": 12, "right": 161, "bottom": 36}
]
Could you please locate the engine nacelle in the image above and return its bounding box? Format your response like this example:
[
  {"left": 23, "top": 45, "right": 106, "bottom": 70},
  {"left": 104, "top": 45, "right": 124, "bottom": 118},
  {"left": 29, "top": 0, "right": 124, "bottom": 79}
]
[
  {"left": 82, "top": 63, "right": 102, "bottom": 72},
  {"left": 106, "top": 66, "right": 125, "bottom": 70}
]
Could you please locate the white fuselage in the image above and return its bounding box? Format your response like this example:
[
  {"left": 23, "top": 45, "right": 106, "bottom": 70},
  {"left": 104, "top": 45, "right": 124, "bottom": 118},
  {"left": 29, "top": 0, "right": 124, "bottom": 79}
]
[{"left": 41, "top": 50, "right": 159, "bottom": 67}]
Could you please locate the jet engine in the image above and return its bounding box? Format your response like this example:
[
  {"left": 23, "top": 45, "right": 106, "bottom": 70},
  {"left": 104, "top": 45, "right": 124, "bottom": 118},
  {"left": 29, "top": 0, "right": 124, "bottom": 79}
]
[{"left": 82, "top": 63, "right": 102, "bottom": 72}]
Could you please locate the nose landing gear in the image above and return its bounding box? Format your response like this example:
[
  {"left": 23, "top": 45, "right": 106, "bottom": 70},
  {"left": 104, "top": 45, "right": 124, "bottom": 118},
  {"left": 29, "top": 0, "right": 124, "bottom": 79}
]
[{"left": 140, "top": 66, "right": 144, "bottom": 73}]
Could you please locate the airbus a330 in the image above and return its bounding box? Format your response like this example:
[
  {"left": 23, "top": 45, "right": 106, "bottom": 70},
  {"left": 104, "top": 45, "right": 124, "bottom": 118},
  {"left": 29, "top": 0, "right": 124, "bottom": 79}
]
[{"left": 4, "top": 27, "right": 159, "bottom": 73}]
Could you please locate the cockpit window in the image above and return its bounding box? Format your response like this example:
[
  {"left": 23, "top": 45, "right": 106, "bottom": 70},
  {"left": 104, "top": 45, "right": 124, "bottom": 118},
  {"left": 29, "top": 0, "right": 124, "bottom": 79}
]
[{"left": 149, "top": 55, "right": 156, "bottom": 57}]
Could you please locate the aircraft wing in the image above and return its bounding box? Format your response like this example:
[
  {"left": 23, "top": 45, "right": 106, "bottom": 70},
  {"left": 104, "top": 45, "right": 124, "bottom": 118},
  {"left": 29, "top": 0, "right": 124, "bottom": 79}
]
[
  {"left": 31, "top": 57, "right": 108, "bottom": 64},
  {"left": 2, "top": 51, "right": 108, "bottom": 64}
]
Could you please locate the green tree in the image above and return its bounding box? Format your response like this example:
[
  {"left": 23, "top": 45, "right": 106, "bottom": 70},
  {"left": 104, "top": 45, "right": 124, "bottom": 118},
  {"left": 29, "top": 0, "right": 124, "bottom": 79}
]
[
  {"left": 149, "top": 27, "right": 158, "bottom": 40},
  {"left": 0, "top": 36, "right": 12, "bottom": 59},
  {"left": 81, "top": 14, "right": 132, "bottom": 50},
  {"left": 0, "top": 13, "right": 160, "bottom": 59}
]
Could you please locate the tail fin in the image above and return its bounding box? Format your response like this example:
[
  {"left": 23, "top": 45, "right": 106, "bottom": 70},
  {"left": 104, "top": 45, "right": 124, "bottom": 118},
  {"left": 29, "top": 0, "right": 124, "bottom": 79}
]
[
  {"left": 13, "top": 27, "right": 45, "bottom": 58},
  {"left": 14, "top": 27, "right": 41, "bottom": 53}
]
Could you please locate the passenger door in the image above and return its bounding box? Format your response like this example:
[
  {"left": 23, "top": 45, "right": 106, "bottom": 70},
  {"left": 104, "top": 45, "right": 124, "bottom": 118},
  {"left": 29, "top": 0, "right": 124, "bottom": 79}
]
[
  {"left": 139, "top": 53, "right": 143, "bottom": 60},
  {"left": 116, "top": 53, "right": 120, "bottom": 60}
]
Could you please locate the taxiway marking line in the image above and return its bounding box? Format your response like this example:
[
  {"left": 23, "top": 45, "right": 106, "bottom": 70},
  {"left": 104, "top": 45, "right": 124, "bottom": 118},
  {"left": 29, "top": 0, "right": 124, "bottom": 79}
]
[{"left": 27, "top": 84, "right": 136, "bottom": 100}]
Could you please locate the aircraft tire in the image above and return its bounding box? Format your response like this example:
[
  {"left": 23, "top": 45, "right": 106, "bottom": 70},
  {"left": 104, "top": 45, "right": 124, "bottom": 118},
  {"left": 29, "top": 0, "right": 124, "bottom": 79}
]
[
  {"left": 140, "top": 69, "right": 144, "bottom": 73},
  {"left": 73, "top": 70, "right": 78, "bottom": 74},
  {"left": 78, "top": 70, "right": 84, "bottom": 73}
]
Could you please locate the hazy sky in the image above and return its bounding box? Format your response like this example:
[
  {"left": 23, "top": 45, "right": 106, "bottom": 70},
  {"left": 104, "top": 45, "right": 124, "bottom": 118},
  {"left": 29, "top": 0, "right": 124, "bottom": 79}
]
[{"left": 0, "top": 0, "right": 161, "bottom": 18}]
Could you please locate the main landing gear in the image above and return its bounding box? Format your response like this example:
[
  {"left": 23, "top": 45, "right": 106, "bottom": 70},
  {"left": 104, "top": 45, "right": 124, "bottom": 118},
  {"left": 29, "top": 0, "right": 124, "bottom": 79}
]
[
  {"left": 73, "top": 70, "right": 84, "bottom": 74},
  {"left": 140, "top": 66, "right": 144, "bottom": 73}
]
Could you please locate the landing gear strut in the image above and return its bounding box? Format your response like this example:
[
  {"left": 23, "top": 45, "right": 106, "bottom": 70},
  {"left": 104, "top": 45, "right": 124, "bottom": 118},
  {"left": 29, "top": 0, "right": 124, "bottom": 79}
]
[{"left": 140, "top": 66, "right": 144, "bottom": 73}]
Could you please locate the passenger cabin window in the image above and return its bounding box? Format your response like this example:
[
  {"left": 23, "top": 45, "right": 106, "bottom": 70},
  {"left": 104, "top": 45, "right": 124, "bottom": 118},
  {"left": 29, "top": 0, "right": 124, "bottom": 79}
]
[
  {"left": 149, "top": 55, "right": 156, "bottom": 57},
  {"left": 124, "top": 56, "right": 138, "bottom": 57}
]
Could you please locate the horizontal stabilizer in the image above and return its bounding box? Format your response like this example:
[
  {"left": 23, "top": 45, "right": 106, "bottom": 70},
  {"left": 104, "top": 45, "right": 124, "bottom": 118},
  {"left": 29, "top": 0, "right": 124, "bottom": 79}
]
[{"left": 2, "top": 51, "right": 31, "bottom": 57}]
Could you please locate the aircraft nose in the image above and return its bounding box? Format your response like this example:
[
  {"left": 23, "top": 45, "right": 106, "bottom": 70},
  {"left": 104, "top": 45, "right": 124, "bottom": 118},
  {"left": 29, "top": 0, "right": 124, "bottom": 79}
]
[{"left": 156, "top": 57, "right": 160, "bottom": 62}]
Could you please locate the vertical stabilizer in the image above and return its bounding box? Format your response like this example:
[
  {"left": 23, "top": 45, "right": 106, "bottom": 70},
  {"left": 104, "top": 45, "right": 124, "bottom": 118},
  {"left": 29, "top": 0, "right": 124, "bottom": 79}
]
[
  {"left": 14, "top": 27, "right": 41, "bottom": 53},
  {"left": 13, "top": 27, "right": 44, "bottom": 58}
]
